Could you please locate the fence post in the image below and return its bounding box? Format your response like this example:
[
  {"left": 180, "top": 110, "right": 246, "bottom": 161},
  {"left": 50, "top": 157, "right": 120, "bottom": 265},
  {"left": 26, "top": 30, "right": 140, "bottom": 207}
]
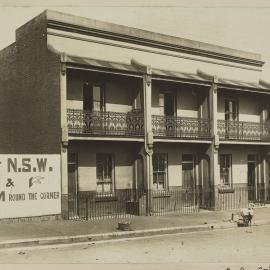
[{"left": 85, "top": 197, "right": 89, "bottom": 220}]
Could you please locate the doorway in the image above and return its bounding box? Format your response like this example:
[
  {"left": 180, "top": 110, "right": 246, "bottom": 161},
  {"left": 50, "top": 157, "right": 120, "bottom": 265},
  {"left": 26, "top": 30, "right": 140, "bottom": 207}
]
[
  {"left": 83, "top": 83, "right": 105, "bottom": 133},
  {"left": 159, "top": 92, "right": 176, "bottom": 136},
  {"left": 135, "top": 155, "right": 144, "bottom": 191},
  {"left": 225, "top": 98, "right": 238, "bottom": 138},
  {"left": 200, "top": 156, "right": 211, "bottom": 209},
  {"left": 182, "top": 154, "right": 196, "bottom": 206},
  {"left": 247, "top": 154, "right": 257, "bottom": 202},
  {"left": 68, "top": 153, "right": 78, "bottom": 217}
]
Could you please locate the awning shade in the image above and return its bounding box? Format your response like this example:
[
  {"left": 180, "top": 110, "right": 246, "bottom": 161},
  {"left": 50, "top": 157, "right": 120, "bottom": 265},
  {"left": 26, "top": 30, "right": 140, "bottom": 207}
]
[
  {"left": 64, "top": 55, "right": 270, "bottom": 92},
  {"left": 218, "top": 77, "right": 270, "bottom": 91},
  {"left": 152, "top": 68, "right": 209, "bottom": 83},
  {"left": 65, "top": 55, "right": 210, "bottom": 84},
  {"left": 65, "top": 55, "right": 138, "bottom": 73}
]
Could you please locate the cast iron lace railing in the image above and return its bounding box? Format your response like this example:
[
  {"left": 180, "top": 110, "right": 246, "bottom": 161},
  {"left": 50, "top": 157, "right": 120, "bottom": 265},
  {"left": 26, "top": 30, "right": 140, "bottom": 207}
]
[
  {"left": 217, "top": 120, "right": 270, "bottom": 141},
  {"left": 67, "top": 109, "right": 144, "bottom": 137},
  {"left": 152, "top": 115, "right": 211, "bottom": 139}
]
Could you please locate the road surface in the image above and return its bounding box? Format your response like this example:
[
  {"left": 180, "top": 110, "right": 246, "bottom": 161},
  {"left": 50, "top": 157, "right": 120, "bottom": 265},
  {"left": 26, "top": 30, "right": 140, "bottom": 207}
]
[{"left": 0, "top": 224, "right": 270, "bottom": 264}]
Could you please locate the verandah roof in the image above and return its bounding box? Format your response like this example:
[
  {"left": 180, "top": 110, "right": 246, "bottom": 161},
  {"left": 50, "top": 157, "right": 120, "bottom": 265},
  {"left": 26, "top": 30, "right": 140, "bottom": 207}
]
[{"left": 63, "top": 54, "right": 270, "bottom": 92}]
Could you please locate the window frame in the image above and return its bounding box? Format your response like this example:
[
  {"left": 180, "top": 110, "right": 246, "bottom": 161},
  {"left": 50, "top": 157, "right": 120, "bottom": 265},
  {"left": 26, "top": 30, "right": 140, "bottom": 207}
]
[
  {"left": 158, "top": 91, "right": 176, "bottom": 117},
  {"left": 152, "top": 153, "right": 169, "bottom": 191},
  {"left": 182, "top": 154, "right": 196, "bottom": 190},
  {"left": 83, "top": 82, "right": 105, "bottom": 112},
  {"left": 224, "top": 97, "right": 239, "bottom": 121},
  {"left": 96, "top": 153, "right": 115, "bottom": 196},
  {"left": 219, "top": 154, "right": 233, "bottom": 188}
]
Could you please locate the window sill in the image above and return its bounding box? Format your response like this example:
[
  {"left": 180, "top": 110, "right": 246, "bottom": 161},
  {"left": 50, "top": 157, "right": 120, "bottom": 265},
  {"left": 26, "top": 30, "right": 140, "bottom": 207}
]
[
  {"left": 152, "top": 191, "right": 171, "bottom": 198},
  {"left": 218, "top": 186, "right": 235, "bottom": 194},
  {"left": 95, "top": 194, "right": 118, "bottom": 202}
]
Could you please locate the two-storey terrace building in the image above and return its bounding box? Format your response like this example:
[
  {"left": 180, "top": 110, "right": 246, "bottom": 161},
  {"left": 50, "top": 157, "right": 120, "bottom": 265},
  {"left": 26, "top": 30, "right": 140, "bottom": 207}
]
[{"left": 0, "top": 10, "right": 270, "bottom": 220}]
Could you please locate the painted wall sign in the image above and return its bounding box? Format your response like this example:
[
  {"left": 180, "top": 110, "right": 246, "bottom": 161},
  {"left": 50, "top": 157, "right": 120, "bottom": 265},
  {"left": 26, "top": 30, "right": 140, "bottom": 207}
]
[{"left": 0, "top": 155, "right": 61, "bottom": 219}]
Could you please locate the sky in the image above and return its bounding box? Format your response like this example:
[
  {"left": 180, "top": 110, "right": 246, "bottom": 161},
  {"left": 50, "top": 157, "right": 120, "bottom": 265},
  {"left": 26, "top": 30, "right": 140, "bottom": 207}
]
[{"left": 1, "top": 0, "right": 270, "bottom": 80}]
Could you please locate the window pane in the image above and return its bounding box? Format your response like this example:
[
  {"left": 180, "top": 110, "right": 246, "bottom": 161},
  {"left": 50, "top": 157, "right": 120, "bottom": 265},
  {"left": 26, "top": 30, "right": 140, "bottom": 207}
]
[
  {"left": 159, "top": 93, "right": 165, "bottom": 115},
  {"left": 158, "top": 183, "right": 163, "bottom": 190},
  {"left": 159, "top": 156, "right": 165, "bottom": 171},
  {"left": 103, "top": 183, "right": 112, "bottom": 193},
  {"left": 153, "top": 173, "right": 158, "bottom": 184},
  {"left": 96, "top": 184, "right": 103, "bottom": 193},
  {"left": 93, "top": 101, "right": 101, "bottom": 111},
  {"left": 182, "top": 154, "right": 193, "bottom": 162},
  {"left": 225, "top": 99, "right": 238, "bottom": 120},
  {"left": 157, "top": 172, "right": 165, "bottom": 184},
  {"left": 96, "top": 154, "right": 113, "bottom": 193},
  {"left": 220, "top": 154, "right": 232, "bottom": 186},
  {"left": 153, "top": 155, "right": 158, "bottom": 171},
  {"left": 152, "top": 154, "right": 167, "bottom": 190},
  {"left": 93, "top": 86, "right": 101, "bottom": 101},
  {"left": 83, "top": 83, "right": 93, "bottom": 111},
  {"left": 164, "top": 93, "right": 175, "bottom": 116},
  {"left": 97, "top": 163, "right": 103, "bottom": 180},
  {"left": 159, "top": 93, "right": 165, "bottom": 106}
]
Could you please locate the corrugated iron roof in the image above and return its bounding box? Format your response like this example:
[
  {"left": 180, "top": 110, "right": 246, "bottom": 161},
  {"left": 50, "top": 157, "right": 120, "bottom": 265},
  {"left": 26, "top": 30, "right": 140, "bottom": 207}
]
[
  {"left": 65, "top": 55, "right": 138, "bottom": 73},
  {"left": 152, "top": 68, "right": 209, "bottom": 82},
  {"left": 218, "top": 78, "right": 270, "bottom": 91},
  {"left": 65, "top": 55, "right": 210, "bottom": 84},
  {"left": 64, "top": 55, "right": 270, "bottom": 91}
]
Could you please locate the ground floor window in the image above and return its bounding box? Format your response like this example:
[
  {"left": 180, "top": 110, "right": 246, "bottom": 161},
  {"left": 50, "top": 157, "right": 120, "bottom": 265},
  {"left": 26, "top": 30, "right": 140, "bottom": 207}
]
[
  {"left": 220, "top": 154, "right": 232, "bottom": 187},
  {"left": 153, "top": 153, "right": 168, "bottom": 191},
  {"left": 96, "top": 154, "right": 114, "bottom": 194}
]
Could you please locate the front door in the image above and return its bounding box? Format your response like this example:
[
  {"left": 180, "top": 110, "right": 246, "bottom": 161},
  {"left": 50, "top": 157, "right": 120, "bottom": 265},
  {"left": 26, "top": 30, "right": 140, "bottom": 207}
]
[
  {"left": 182, "top": 154, "right": 196, "bottom": 206},
  {"left": 68, "top": 153, "right": 78, "bottom": 218},
  {"left": 200, "top": 156, "right": 211, "bottom": 209},
  {"left": 159, "top": 92, "right": 176, "bottom": 136},
  {"left": 135, "top": 155, "right": 144, "bottom": 191},
  {"left": 83, "top": 83, "right": 105, "bottom": 134},
  {"left": 248, "top": 155, "right": 257, "bottom": 202},
  {"left": 225, "top": 98, "right": 238, "bottom": 139}
]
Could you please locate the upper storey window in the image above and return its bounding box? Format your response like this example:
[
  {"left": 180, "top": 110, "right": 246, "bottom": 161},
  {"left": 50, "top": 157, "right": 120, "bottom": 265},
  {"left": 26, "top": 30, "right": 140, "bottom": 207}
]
[
  {"left": 159, "top": 92, "right": 176, "bottom": 116},
  {"left": 83, "top": 82, "right": 105, "bottom": 112},
  {"left": 225, "top": 98, "right": 238, "bottom": 121}
]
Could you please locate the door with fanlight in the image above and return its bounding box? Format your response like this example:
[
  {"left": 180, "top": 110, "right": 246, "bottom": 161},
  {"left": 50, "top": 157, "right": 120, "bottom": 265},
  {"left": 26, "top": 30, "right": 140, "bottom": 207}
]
[
  {"left": 68, "top": 153, "right": 78, "bottom": 218},
  {"left": 200, "top": 156, "right": 211, "bottom": 209},
  {"left": 182, "top": 154, "right": 196, "bottom": 206},
  {"left": 159, "top": 92, "right": 176, "bottom": 137},
  {"left": 248, "top": 155, "right": 257, "bottom": 202},
  {"left": 225, "top": 98, "right": 238, "bottom": 139},
  {"left": 83, "top": 83, "right": 105, "bottom": 134}
]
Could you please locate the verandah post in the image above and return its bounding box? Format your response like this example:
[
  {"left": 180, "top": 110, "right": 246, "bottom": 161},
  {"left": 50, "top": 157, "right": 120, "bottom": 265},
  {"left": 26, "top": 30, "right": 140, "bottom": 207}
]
[
  {"left": 60, "top": 53, "right": 69, "bottom": 219},
  {"left": 143, "top": 69, "right": 153, "bottom": 216},
  {"left": 131, "top": 59, "right": 153, "bottom": 216}
]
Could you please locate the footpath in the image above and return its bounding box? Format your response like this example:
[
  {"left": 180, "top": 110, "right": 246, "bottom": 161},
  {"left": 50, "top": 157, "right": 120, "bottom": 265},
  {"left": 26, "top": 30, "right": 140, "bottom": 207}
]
[{"left": 0, "top": 207, "right": 269, "bottom": 249}]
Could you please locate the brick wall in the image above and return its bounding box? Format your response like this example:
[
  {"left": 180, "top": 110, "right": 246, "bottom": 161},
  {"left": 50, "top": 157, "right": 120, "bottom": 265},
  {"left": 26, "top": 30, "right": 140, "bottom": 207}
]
[
  {"left": 0, "top": 43, "right": 18, "bottom": 151},
  {"left": 0, "top": 11, "right": 61, "bottom": 154}
]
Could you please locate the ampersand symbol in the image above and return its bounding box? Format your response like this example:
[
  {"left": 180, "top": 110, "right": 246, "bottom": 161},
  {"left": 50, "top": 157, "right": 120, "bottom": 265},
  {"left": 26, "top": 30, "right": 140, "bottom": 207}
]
[{"left": 6, "top": 178, "right": 14, "bottom": 187}]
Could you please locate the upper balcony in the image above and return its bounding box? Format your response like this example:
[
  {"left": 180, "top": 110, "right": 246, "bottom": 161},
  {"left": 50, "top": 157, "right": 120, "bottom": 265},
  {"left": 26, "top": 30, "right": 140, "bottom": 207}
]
[
  {"left": 64, "top": 57, "right": 270, "bottom": 143},
  {"left": 67, "top": 109, "right": 144, "bottom": 137},
  {"left": 152, "top": 115, "right": 211, "bottom": 140},
  {"left": 217, "top": 120, "right": 270, "bottom": 141},
  {"left": 217, "top": 90, "right": 270, "bottom": 142},
  {"left": 150, "top": 80, "right": 211, "bottom": 140},
  {"left": 66, "top": 71, "right": 211, "bottom": 141},
  {"left": 67, "top": 109, "right": 211, "bottom": 140}
]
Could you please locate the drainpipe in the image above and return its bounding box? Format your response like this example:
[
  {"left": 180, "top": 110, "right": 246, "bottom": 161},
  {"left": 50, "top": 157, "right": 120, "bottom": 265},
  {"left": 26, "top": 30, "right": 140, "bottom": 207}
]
[{"left": 131, "top": 59, "right": 153, "bottom": 216}]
